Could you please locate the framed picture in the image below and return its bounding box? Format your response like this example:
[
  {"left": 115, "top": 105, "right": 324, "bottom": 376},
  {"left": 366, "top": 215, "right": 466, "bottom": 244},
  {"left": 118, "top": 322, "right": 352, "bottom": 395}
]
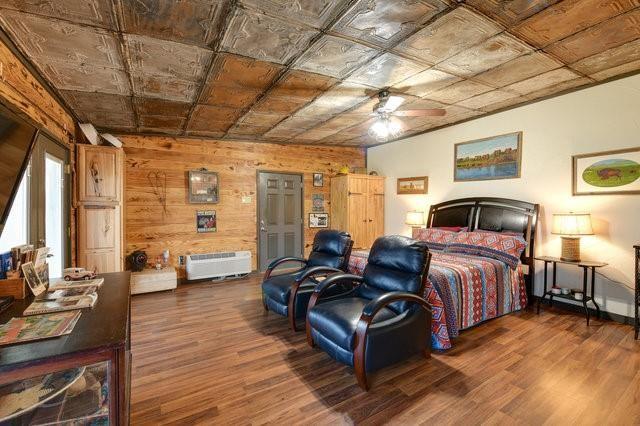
[
  {"left": 572, "top": 147, "right": 640, "bottom": 195},
  {"left": 312, "top": 194, "right": 324, "bottom": 212},
  {"left": 196, "top": 210, "right": 217, "bottom": 233},
  {"left": 21, "top": 262, "right": 46, "bottom": 296},
  {"left": 397, "top": 176, "right": 428, "bottom": 195},
  {"left": 454, "top": 132, "right": 523, "bottom": 182},
  {"left": 188, "top": 169, "right": 219, "bottom": 203},
  {"left": 309, "top": 213, "right": 329, "bottom": 228},
  {"left": 313, "top": 173, "right": 323, "bottom": 187}
]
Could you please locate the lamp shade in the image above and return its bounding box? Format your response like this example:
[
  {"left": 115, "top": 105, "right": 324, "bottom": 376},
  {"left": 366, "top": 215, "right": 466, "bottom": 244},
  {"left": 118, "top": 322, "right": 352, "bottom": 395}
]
[
  {"left": 551, "top": 213, "right": 594, "bottom": 236},
  {"left": 405, "top": 211, "right": 425, "bottom": 226}
]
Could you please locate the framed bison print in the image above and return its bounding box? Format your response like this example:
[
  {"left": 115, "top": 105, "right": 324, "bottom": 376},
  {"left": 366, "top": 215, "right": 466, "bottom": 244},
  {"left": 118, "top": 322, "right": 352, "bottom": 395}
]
[{"left": 573, "top": 147, "right": 640, "bottom": 195}]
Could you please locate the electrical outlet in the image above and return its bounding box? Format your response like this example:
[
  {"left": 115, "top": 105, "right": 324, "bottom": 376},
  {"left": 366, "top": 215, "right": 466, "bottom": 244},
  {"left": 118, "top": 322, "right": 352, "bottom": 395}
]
[{"left": 178, "top": 255, "right": 185, "bottom": 265}]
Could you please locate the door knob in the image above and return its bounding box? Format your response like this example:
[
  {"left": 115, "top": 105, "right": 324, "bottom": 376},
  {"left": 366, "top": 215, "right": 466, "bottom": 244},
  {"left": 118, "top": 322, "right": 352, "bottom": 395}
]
[{"left": 260, "top": 220, "right": 267, "bottom": 232}]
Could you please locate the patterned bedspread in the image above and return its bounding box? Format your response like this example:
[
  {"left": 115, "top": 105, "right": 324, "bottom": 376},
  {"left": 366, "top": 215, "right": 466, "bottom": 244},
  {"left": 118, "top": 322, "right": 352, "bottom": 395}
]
[{"left": 348, "top": 249, "right": 526, "bottom": 350}]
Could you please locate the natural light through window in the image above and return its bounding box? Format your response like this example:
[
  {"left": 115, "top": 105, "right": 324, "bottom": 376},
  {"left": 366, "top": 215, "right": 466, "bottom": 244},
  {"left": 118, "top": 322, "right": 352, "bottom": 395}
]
[
  {"left": 0, "top": 172, "right": 28, "bottom": 253},
  {"left": 45, "top": 153, "right": 64, "bottom": 278}
]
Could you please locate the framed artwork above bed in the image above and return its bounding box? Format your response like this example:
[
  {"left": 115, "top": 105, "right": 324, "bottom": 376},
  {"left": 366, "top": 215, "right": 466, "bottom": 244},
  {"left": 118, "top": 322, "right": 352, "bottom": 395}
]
[{"left": 454, "top": 132, "right": 522, "bottom": 182}]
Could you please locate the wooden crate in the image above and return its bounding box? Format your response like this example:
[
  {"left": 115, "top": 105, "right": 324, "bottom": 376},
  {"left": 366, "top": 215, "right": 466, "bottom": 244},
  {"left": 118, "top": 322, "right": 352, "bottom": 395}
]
[
  {"left": 0, "top": 278, "right": 27, "bottom": 299},
  {"left": 131, "top": 267, "right": 177, "bottom": 295}
]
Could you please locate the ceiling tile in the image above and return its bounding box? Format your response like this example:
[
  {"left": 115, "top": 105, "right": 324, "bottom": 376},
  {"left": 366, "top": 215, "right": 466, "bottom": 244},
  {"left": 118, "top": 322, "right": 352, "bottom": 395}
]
[
  {"left": 473, "top": 52, "right": 562, "bottom": 87},
  {"left": 202, "top": 85, "right": 263, "bottom": 109},
  {"left": 525, "top": 77, "right": 593, "bottom": 101},
  {"left": 437, "top": 33, "right": 533, "bottom": 77},
  {"left": 511, "top": 0, "right": 640, "bottom": 47},
  {"left": 39, "top": 62, "right": 130, "bottom": 95},
  {"left": 132, "top": 74, "right": 200, "bottom": 102},
  {"left": 252, "top": 95, "right": 313, "bottom": 115},
  {"left": 590, "top": 59, "right": 640, "bottom": 81},
  {"left": 240, "top": 0, "right": 347, "bottom": 28},
  {"left": 221, "top": 7, "right": 317, "bottom": 64},
  {"left": 310, "top": 114, "right": 371, "bottom": 133},
  {"left": 457, "top": 90, "right": 520, "bottom": 110},
  {"left": 571, "top": 39, "right": 640, "bottom": 76},
  {"left": 202, "top": 54, "right": 283, "bottom": 90},
  {"left": 134, "top": 98, "right": 191, "bottom": 117},
  {"left": 226, "top": 123, "right": 271, "bottom": 137},
  {"left": 125, "top": 34, "right": 212, "bottom": 81},
  {"left": 120, "top": 0, "right": 228, "bottom": 46},
  {"left": 268, "top": 70, "right": 337, "bottom": 98},
  {"left": 139, "top": 115, "right": 187, "bottom": 129},
  {"left": 392, "top": 68, "right": 461, "bottom": 97},
  {"left": 294, "top": 128, "right": 341, "bottom": 142},
  {"left": 331, "top": 0, "right": 450, "bottom": 48},
  {"left": 238, "top": 111, "right": 286, "bottom": 128},
  {"left": 0, "top": 0, "right": 117, "bottom": 29},
  {"left": 480, "top": 95, "right": 527, "bottom": 113},
  {"left": 424, "top": 80, "right": 493, "bottom": 104},
  {"left": 60, "top": 91, "right": 135, "bottom": 127},
  {"left": 0, "top": 10, "right": 123, "bottom": 69},
  {"left": 394, "top": 7, "right": 503, "bottom": 65},
  {"left": 465, "top": 0, "right": 560, "bottom": 28},
  {"left": 543, "top": 9, "right": 640, "bottom": 63},
  {"left": 264, "top": 115, "right": 327, "bottom": 139},
  {"left": 347, "top": 53, "right": 424, "bottom": 88},
  {"left": 504, "top": 68, "right": 584, "bottom": 95},
  {"left": 294, "top": 35, "right": 379, "bottom": 79},
  {"left": 295, "top": 82, "right": 370, "bottom": 116},
  {"left": 187, "top": 105, "right": 243, "bottom": 133}
]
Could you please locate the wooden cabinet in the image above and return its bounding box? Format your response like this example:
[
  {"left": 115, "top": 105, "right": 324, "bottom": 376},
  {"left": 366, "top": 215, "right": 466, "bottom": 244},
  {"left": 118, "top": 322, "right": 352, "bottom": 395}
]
[
  {"left": 331, "top": 174, "right": 385, "bottom": 249},
  {"left": 76, "top": 145, "right": 124, "bottom": 273}
]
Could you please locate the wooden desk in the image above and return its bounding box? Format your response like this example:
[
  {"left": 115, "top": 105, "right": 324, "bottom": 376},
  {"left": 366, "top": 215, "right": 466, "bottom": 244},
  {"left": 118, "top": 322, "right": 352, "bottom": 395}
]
[{"left": 0, "top": 271, "right": 131, "bottom": 424}]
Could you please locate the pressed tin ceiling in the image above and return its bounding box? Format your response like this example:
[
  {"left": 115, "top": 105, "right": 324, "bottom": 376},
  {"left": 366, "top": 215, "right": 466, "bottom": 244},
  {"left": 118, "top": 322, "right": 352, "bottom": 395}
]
[{"left": 0, "top": 1, "right": 639, "bottom": 146}]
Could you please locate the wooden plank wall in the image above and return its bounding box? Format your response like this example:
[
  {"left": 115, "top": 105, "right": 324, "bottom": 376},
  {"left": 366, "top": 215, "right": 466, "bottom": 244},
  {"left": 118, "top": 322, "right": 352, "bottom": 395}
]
[{"left": 120, "top": 135, "right": 366, "bottom": 278}]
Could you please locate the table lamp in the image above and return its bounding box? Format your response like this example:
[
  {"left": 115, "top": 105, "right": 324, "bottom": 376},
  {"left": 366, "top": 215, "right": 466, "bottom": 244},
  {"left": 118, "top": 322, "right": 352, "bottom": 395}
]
[
  {"left": 405, "top": 211, "right": 425, "bottom": 229},
  {"left": 551, "top": 213, "right": 594, "bottom": 262}
]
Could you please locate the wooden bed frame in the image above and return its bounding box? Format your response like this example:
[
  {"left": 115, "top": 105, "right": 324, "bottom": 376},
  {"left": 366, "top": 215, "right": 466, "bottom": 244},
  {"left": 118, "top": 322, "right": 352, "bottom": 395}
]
[{"left": 426, "top": 197, "right": 540, "bottom": 303}]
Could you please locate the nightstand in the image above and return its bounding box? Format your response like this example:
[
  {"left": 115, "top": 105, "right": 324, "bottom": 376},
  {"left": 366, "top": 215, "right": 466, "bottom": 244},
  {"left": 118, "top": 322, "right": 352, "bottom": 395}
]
[
  {"left": 634, "top": 245, "right": 639, "bottom": 339},
  {"left": 535, "top": 256, "right": 607, "bottom": 325}
]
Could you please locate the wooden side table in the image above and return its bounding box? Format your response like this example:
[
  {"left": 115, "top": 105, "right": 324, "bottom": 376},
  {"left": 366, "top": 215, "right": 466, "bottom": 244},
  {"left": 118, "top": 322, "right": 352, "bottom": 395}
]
[
  {"left": 635, "top": 245, "right": 639, "bottom": 339},
  {"left": 130, "top": 267, "right": 177, "bottom": 295},
  {"left": 535, "top": 256, "right": 607, "bottom": 325}
]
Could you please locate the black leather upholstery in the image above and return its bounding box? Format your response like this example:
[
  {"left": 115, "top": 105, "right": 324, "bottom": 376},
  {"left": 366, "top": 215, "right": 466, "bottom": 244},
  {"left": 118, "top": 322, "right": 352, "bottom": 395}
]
[
  {"left": 261, "top": 230, "right": 352, "bottom": 322},
  {"left": 306, "top": 235, "right": 432, "bottom": 387}
]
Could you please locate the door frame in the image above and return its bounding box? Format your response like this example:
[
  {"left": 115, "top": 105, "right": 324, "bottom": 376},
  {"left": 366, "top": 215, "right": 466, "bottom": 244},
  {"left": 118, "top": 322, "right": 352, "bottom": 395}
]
[{"left": 256, "top": 170, "right": 305, "bottom": 272}]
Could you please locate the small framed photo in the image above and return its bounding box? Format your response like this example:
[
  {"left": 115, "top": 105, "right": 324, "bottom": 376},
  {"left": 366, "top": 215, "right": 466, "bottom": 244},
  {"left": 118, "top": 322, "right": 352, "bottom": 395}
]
[
  {"left": 21, "top": 262, "right": 46, "bottom": 296},
  {"left": 309, "top": 213, "right": 329, "bottom": 228},
  {"left": 196, "top": 210, "right": 217, "bottom": 233},
  {"left": 313, "top": 173, "right": 324, "bottom": 187},
  {"left": 397, "top": 176, "right": 428, "bottom": 195},
  {"left": 189, "top": 169, "right": 219, "bottom": 203},
  {"left": 312, "top": 194, "right": 324, "bottom": 212}
]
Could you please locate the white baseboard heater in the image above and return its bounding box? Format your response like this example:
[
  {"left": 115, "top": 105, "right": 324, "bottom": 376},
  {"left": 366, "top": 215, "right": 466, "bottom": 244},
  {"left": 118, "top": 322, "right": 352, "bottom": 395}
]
[{"left": 186, "top": 251, "right": 252, "bottom": 281}]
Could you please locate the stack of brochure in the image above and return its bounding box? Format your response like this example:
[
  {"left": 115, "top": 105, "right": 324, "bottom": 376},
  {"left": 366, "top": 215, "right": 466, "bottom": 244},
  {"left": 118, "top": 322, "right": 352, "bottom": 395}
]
[
  {"left": 48, "top": 277, "right": 104, "bottom": 290},
  {"left": 0, "top": 311, "right": 81, "bottom": 346},
  {"left": 22, "top": 280, "right": 102, "bottom": 316}
]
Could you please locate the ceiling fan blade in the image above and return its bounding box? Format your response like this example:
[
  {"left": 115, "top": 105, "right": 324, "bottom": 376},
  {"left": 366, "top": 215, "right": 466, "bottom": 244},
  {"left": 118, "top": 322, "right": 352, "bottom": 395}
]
[
  {"left": 393, "top": 109, "right": 446, "bottom": 117},
  {"left": 384, "top": 96, "right": 405, "bottom": 112}
]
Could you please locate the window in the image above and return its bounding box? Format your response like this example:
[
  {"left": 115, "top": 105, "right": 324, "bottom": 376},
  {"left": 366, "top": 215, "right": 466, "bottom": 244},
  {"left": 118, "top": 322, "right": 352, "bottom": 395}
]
[{"left": 0, "top": 171, "right": 29, "bottom": 253}]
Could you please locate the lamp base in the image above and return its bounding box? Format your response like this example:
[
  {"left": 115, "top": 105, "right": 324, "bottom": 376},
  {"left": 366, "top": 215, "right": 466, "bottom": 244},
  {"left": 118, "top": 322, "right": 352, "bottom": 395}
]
[{"left": 560, "top": 236, "right": 581, "bottom": 262}]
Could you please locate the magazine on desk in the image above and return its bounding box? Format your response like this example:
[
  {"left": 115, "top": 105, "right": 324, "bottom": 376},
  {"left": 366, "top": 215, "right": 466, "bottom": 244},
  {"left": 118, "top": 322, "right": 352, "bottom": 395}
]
[
  {"left": 23, "top": 293, "right": 98, "bottom": 316},
  {"left": 43, "top": 286, "right": 98, "bottom": 300},
  {"left": 49, "top": 277, "right": 104, "bottom": 290},
  {"left": 0, "top": 311, "right": 81, "bottom": 346}
]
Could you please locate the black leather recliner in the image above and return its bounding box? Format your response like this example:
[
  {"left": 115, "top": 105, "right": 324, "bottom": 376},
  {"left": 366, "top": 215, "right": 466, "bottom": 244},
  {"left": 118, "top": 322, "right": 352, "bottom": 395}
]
[
  {"left": 305, "top": 235, "right": 432, "bottom": 390},
  {"left": 261, "top": 230, "right": 353, "bottom": 331}
]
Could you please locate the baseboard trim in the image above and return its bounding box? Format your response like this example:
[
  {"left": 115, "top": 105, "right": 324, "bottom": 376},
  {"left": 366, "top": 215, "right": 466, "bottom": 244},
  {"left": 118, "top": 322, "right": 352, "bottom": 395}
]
[{"left": 535, "top": 296, "right": 634, "bottom": 326}]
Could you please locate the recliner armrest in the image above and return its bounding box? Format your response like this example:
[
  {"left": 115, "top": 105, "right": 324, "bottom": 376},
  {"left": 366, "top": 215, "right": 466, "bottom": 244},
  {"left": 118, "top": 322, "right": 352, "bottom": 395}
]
[
  {"left": 264, "top": 257, "right": 307, "bottom": 280},
  {"left": 313, "top": 273, "right": 364, "bottom": 296},
  {"left": 361, "top": 292, "right": 432, "bottom": 319},
  {"left": 295, "top": 266, "right": 342, "bottom": 284}
]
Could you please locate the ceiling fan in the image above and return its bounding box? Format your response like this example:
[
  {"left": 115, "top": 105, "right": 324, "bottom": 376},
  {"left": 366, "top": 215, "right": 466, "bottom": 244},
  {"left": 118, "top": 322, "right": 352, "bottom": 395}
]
[{"left": 367, "top": 90, "right": 446, "bottom": 141}]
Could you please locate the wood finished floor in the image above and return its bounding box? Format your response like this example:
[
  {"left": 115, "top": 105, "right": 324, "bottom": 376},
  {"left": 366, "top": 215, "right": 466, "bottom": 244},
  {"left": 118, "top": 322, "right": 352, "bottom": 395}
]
[{"left": 130, "top": 274, "right": 640, "bottom": 425}]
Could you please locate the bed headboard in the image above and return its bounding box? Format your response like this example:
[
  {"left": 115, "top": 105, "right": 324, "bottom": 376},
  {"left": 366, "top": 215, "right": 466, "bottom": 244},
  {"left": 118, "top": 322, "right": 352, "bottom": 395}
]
[{"left": 427, "top": 197, "right": 539, "bottom": 299}]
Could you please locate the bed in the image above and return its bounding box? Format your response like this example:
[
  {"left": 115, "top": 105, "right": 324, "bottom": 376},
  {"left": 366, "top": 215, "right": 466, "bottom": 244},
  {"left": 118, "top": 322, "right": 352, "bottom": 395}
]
[{"left": 347, "top": 197, "right": 539, "bottom": 350}]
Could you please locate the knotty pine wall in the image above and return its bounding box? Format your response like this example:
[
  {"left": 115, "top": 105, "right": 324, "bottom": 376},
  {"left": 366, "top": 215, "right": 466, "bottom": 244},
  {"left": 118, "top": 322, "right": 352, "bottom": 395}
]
[{"left": 120, "top": 135, "right": 365, "bottom": 278}]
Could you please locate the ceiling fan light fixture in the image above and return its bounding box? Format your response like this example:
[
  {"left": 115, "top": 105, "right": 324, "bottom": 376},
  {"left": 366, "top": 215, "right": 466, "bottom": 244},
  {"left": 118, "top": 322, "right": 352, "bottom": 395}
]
[{"left": 369, "top": 115, "right": 402, "bottom": 141}]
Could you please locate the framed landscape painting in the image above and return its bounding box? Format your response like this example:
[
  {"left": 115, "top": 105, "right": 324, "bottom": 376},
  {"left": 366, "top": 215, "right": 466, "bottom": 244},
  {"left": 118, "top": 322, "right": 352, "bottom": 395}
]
[
  {"left": 573, "top": 147, "right": 640, "bottom": 195},
  {"left": 454, "top": 132, "right": 522, "bottom": 182}
]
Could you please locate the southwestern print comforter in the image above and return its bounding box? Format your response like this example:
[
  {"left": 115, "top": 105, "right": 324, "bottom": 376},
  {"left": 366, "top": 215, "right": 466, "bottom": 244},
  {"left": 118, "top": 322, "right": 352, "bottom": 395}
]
[{"left": 347, "top": 249, "right": 527, "bottom": 350}]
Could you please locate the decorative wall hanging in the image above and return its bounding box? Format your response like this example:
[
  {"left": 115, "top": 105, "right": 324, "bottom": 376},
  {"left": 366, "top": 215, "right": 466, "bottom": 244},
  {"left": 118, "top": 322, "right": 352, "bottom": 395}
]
[
  {"left": 313, "top": 173, "right": 324, "bottom": 187},
  {"left": 148, "top": 171, "right": 167, "bottom": 215},
  {"left": 189, "top": 169, "right": 219, "bottom": 203},
  {"left": 397, "top": 176, "right": 428, "bottom": 195},
  {"left": 196, "top": 210, "right": 217, "bottom": 233},
  {"left": 309, "top": 213, "right": 329, "bottom": 228},
  {"left": 312, "top": 194, "right": 324, "bottom": 212},
  {"left": 573, "top": 147, "right": 640, "bottom": 195},
  {"left": 454, "top": 132, "right": 522, "bottom": 182}
]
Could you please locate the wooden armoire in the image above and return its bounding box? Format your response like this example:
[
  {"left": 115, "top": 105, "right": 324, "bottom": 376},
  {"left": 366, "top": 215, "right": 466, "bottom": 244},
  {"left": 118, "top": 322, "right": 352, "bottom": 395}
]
[
  {"left": 76, "top": 145, "right": 124, "bottom": 273},
  {"left": 331, "top": 174, "right": 385, "bottom": 249}
]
